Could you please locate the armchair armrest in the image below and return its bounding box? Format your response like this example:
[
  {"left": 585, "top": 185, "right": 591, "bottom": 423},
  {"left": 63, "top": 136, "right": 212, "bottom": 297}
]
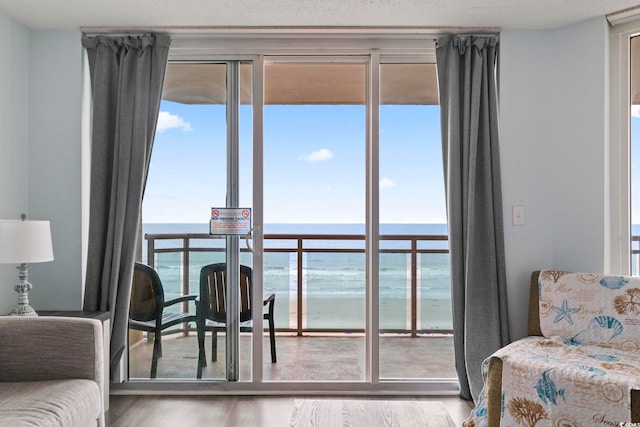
[
  {"left": 528, "top": 271, "right": 542, "bottom": 336},
  {"left": 263, "top": 293, "right": 275, "bottom": 306},
  {"left": 164, "top": 294, "right": 198, "bottom": 308},
  {"left": 0, "top": 317, "right": 103, "bottom": 391},
  {"left": 263, "top": 293, "right": 275, "bottom": 321}
]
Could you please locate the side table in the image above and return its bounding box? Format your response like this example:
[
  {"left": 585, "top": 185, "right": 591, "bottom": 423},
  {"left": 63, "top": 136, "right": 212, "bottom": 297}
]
[{"left": 38, "top": 311, "right": 111, "bottom": 411}]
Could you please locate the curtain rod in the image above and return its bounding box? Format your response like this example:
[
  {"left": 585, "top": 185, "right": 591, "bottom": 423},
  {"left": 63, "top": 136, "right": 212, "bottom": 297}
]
[{"left": 81, "top": 25, "right": 501, "bottom": 38}]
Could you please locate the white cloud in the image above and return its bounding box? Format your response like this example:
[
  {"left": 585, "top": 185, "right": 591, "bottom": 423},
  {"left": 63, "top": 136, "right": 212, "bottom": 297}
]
[
  {"left": 380, "top": 177, "right": 395, "bottom": 188},
  {"left": 633, "top": 105, "right": 640, "bottom": 118},
  {"left": 156, "top": 111, "right": 193, "bottom": 132},
  {"left": 302, "top": 148, "right": 333, "bottom": 162}
]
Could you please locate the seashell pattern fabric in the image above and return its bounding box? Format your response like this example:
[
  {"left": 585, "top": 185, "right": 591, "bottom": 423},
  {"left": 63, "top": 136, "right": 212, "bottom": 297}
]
[
  {"left": 464, "top": 270, "right": 640, "bottom": 426},
  {"left": 538, "top": 270, "right": 640, "bottom": 350},
  {"left": 464, "top": 336, "right": 640, "bottom": 426}
]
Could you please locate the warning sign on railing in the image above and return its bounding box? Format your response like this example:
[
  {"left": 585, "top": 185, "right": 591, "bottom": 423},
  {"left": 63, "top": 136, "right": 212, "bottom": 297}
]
[{"left": 209, "top": 208, "right": 252, "bottom": 235}]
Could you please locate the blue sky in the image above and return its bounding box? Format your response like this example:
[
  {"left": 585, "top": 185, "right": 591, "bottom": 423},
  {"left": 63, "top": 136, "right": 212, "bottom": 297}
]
[{"left": 143, "top": 100, "right": 446, "bottom": 224}]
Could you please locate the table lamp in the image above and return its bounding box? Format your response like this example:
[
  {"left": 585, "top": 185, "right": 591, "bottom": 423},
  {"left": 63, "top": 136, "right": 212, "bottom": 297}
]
[{"left": 0, "top": 214, "right": 54, "bottom": 316}]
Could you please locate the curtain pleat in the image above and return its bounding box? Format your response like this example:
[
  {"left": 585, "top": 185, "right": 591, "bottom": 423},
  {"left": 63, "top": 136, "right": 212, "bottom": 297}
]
[
  {"left": 436, "top": 34, "right": 510, "bottom": 402},
  {"left": 82, "top": 34, "right": 170, "bottom": 379}
]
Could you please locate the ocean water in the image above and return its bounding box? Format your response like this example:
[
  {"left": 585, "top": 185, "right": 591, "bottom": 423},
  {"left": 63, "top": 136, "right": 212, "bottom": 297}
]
[{"left": 142, "top": 223, "right": 453, "bottom": 330}]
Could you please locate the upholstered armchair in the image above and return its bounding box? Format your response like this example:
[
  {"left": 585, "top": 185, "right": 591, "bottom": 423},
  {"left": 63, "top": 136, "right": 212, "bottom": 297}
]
[{"left": 0, "top": 316, "right": 105, "bottom": 426}]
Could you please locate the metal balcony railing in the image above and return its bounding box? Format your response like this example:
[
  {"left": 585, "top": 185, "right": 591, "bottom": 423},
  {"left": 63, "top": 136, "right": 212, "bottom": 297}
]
[{"left": 144, "top": 232, "right": 453, "bottom": 336}]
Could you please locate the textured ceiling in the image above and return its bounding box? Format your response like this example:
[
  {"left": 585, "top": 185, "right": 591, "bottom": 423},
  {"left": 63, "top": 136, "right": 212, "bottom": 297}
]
[{"left": 0, "top": 0, "right": 637, "bottom": 31}]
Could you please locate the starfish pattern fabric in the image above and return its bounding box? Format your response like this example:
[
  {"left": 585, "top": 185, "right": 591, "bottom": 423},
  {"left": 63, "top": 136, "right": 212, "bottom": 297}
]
[{"left": 552, "top": 299, "right": 580, "bottom": 325}]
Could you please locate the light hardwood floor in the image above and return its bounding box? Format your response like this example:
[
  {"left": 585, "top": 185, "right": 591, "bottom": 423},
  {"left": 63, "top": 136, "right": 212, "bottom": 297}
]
[
  {"left": 289, "top": 399, "right": 457, "bottom": 426},
  {"left": 107, "top": 395, "right": 473, "bottom": 426}
]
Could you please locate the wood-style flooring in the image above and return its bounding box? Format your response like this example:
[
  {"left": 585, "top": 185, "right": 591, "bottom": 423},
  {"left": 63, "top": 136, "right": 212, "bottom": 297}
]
[
  {"left": 107, "top": 395, "right": 473, "bottom": 426},
  {"left": 288, "top": 399, "right": 456, "bottom": 426}
]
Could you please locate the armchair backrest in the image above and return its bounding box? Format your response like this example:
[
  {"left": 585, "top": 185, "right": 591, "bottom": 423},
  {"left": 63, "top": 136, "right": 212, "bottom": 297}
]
[
  {"left": 130, "top": 262, "right": 164, "bottom": 322},
  {"left": 199, "top": 263, "right": 253, "bottom": 323},
  {"left": 529, "top": 269, "right": 640, "bottom": 350}
]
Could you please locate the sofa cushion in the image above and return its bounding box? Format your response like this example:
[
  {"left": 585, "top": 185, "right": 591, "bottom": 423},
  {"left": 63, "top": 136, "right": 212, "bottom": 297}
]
[
  {"left": 0, "top": 379, "right": 101, "bottom": 426},
  {"left": 538, "top": 270, "right": 640, "bottom": 350}
]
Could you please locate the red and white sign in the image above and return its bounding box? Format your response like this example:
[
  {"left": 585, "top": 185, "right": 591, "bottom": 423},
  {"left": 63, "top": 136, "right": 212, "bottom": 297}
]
[{"left": 209, "top": 208, "right": 252, "bottom": 235}]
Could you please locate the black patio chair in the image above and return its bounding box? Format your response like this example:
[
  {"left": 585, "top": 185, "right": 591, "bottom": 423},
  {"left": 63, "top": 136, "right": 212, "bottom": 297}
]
[
  {"left": 196, "top": 263, "right": 276, "bottom": 379},
  {"left": 129, "top": 262, "right": 198, "bottom": 378}
]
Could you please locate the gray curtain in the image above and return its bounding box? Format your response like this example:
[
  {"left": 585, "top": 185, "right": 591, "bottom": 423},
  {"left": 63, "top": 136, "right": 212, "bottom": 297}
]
[
  {"left": 436, "top": 35, "right": 510, "bottom": 402},
  {"left": 82, "top": 34, "right": 170, "bottom": 379}
]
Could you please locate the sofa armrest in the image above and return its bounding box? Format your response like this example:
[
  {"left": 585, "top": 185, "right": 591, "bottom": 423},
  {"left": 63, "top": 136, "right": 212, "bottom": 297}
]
[{"left": 0, "top": 316, "right": 103, "bottom": 392}]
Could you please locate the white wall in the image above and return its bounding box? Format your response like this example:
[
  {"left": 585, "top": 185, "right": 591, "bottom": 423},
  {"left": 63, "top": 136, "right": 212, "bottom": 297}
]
[
  {"left": 501, "top": 17, "right": 610, "bottom": 339},
  {"left": 0, "top": 19, "right": 83, "bottom": 315},
  {"left": 0, "top": 12, "right": 30, "bottom": 315},
  {"left": 28, "top": 30, "right": 85, "bottom": 311}
]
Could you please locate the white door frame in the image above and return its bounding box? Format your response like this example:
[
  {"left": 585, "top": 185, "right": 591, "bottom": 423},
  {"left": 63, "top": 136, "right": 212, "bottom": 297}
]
[{"left": 115, "top": 34, "right": 460, "bottom": 394}]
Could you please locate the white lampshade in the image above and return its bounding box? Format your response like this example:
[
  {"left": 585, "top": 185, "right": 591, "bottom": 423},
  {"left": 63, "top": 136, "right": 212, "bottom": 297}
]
[{"left": 0, "top": 219, "right": 54, "bottom": 264}]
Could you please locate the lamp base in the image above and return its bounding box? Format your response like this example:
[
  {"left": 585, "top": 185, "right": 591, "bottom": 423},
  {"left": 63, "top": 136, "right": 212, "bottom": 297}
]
[
  {"left": 10, "top": 304, "right": 38, "bottom": 316},
  {"left": 9, "top": 264, "right": 38, "bottom": 316}
]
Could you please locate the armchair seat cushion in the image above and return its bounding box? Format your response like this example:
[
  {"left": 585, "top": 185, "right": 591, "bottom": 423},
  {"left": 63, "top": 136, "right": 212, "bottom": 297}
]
[
  {"left": 0, "top": 379, "right": 101, "bottom": 426},
  {"left": 487, "top": 336, "right": 640, "bottom": 425}
]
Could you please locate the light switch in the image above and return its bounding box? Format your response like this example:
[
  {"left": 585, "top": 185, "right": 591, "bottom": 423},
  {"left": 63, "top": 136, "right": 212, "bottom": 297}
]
[{"left": 512, "top": 205, "right": 525, "bottom": 226}]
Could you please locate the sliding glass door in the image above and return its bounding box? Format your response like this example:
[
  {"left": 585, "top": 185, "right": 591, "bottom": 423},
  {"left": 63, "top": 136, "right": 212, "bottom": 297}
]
[{"left": 128, "top": 36, "right": 455, "bottom": 392}]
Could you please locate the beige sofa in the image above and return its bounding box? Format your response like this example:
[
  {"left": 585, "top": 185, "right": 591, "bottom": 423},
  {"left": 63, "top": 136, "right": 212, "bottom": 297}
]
[{"left": 0, "top": 316, "right": 105, "bottom": 426}]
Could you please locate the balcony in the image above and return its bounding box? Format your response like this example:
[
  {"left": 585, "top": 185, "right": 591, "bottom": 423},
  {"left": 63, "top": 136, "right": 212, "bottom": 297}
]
[{"left": 129, "top": 231, "right": 455, "bottom": 381}]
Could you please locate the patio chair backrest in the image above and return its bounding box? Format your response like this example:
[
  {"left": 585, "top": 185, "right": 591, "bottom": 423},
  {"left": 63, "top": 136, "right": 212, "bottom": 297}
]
[
  {"left": 130, "top": 262, "right": 165, "bottom": 322},
  {"left": 199, "top": 263, "right": 253, "bottom": 323}
]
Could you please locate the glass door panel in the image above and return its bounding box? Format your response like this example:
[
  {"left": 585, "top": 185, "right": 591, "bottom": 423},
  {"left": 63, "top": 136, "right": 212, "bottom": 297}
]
[
  {"left": 263, "top": 61, "right": 367, "bottom": 381},
  {"left": 133, "top": 61, "right": 254, "bottom": 381},
  {"left": 378, "top": 63, "right": 455, "bottom": 379}
]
